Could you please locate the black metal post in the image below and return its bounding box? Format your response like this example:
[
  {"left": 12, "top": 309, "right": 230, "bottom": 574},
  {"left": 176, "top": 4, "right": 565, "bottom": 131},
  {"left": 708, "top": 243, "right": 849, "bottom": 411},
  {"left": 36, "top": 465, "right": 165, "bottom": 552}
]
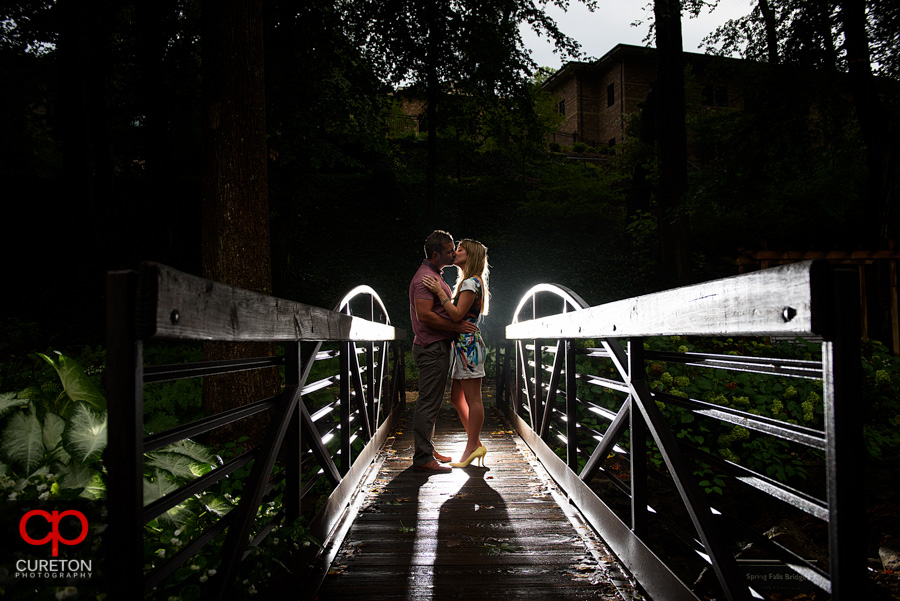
[
  {"left": 339, "top": 341, "right": 351, "bottom": 475},
  {"left": 823, "top": 267, "right": 864, "bottom": 599},
  {"left": 628, "top": 339, "right": 648, "bottom": 538},
  {"left": 533, "top": 342, "right": 543, "bottom": 432},
  {"left": 366, "top": 296, "right": 377, "bottom": 431},
  {"left": 284, "top": 342, "right": 302, "bottom": 522},
  {"left": 565, "top": 340, "right": 578, "bottom": 469},
  {"left": 540, "top": 340, "right": 564, "bottom": 440},
  {"left": 105, "top": 270, "right": 145, "bottom": 597}
]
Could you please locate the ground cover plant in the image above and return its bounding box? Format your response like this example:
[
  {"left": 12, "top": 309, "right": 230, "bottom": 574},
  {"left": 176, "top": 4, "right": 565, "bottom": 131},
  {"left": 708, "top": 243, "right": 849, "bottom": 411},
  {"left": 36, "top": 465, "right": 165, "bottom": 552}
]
[
  {"left": 0, "top": 349, "right": 319, "bottom": 601},
  {"left": 566, "top": 336, "right": 900, "bottom": 492}
]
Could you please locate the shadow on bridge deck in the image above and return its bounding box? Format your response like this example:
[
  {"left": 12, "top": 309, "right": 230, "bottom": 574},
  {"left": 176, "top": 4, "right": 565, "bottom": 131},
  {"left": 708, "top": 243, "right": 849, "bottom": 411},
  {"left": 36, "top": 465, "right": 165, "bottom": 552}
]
[{"left": 312, "top": 391, "right": 644, "bottom": 601}]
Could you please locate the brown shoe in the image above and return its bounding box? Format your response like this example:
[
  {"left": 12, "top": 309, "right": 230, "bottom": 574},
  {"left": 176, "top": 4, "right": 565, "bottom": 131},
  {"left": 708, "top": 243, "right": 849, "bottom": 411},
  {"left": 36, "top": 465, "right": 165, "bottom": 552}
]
[
  {"left": 412, "top": 460, "right": 452, "bottom": 473},
  {"left": 433, "top": 451, "right": 452, "bottom": 463}
]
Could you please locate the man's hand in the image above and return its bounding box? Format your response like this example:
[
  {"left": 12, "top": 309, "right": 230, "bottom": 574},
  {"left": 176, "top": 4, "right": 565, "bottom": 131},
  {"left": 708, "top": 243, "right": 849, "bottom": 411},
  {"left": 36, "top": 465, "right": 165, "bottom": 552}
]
[{"left": 453, "top": 321, "right": 477, "bottom": 334}]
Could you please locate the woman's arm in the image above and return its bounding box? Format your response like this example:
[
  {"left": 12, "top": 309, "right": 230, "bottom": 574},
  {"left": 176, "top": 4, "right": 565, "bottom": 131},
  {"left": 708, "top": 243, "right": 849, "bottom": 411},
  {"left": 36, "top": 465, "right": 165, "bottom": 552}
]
[{"left": 422, "top": 275, "right": 477, "bottom": 323}]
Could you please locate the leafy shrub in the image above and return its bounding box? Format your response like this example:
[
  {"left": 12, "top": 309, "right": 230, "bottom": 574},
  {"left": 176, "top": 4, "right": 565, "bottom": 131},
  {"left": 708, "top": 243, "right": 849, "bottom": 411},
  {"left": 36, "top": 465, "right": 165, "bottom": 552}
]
[
  {"left": 1, "top": 351, "right": 319, "bottom": 600},
  {"left": 563, "top": 335, "right": 900, "bottom": 495}
]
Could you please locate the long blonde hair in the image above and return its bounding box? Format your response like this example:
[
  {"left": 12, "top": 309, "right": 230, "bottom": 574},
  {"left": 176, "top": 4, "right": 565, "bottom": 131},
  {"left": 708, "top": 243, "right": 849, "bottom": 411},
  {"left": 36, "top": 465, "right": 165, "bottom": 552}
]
[{"left": 452, "top": 239, "right": 490, "bottom": 316}]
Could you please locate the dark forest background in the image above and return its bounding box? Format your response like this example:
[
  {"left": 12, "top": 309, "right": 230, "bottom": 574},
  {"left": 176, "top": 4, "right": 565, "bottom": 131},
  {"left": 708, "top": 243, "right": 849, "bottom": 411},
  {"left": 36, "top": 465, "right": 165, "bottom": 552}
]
[{"left": 1, "top": 0, "right": 898, "bottom": 353}]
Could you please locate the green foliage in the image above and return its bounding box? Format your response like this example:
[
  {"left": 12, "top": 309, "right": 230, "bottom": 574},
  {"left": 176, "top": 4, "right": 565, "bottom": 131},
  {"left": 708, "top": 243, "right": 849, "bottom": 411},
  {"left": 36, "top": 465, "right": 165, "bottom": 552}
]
[
  {"left": 520, "top": 159, "right": 627, "bottom": 229},
  {"left": 142, "top": 343, "right": 205, "bottom": 435},
  {"left": 0, "top": 349, "right": 321, "bottom": 599},
  {"left": 860, "top": 340, "right": 900, "bottom": 458},
  {"left": 1, "top": 352, "right": 107, "bottom": 503},
  {"left": 1, "top": 408, "right": 44, "bottom": 474},
  {"left": 568, "top": 335, "right": 900, "bottom": 498}
]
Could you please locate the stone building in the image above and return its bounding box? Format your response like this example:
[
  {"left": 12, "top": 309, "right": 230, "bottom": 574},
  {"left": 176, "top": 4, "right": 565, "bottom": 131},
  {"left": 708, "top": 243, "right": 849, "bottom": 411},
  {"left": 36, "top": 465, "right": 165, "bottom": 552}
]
[{"left": 542, "top": 43, "right": 746, "bottom": 152}]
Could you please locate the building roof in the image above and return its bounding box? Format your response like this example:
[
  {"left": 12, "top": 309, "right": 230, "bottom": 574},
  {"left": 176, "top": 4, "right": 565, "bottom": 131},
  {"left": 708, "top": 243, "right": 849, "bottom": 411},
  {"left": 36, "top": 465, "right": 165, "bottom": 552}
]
[{"left": 541, "top": 43, "right": 743, "bottom": 91}]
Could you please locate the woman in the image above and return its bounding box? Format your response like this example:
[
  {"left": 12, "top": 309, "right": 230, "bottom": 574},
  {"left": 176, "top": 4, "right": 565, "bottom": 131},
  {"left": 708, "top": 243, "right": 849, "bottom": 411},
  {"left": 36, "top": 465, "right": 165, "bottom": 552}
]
[{"left": 422, "top": 239, "right": 490, "bottom": 468}]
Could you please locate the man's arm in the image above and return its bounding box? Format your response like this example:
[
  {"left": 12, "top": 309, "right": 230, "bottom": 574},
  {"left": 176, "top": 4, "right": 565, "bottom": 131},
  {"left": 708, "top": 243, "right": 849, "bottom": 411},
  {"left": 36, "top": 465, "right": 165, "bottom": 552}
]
[{"left": 414, "top": 298, "right": 477, "bottom": 333}]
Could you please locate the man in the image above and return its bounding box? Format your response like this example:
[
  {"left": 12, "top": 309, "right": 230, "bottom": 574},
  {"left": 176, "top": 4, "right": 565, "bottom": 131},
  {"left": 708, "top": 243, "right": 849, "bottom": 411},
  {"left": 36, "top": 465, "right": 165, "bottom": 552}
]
[{"left": 409, "top": 230, "right": 477, "bottom": 473}]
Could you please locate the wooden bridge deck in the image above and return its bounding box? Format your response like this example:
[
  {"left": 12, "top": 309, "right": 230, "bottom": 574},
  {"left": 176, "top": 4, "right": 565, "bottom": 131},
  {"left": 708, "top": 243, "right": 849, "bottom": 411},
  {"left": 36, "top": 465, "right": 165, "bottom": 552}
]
[{"left": 313, "top": 393, "right": 643, "bottom": 601}]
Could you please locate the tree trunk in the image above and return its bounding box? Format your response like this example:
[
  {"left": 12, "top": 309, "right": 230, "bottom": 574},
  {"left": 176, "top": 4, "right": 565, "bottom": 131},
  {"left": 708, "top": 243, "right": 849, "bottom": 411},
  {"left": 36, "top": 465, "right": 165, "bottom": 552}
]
[
  {"left": 758, "top": 0, "right": 779, "bottom": 64},
  {"left": 654, "top": 0, "right": 691, "bottom": 287},
  {"left": 201, "top": 0, "right": 277, "bottom": 447},
  {"left": 840, "top": 0, "right": 892, "bottom": 244},
  {"left": 137, "top": 0, "right": 181, "bottom": 266}
]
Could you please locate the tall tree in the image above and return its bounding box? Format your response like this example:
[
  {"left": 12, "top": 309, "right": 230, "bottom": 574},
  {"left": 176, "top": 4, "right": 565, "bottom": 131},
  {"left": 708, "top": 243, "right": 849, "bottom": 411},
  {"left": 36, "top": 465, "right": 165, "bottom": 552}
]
[
  {"left": 704, "top": 0, "right": 898, "bottom": 245},
  {"left": 201, "top": 0, "right": 277, "bottom": 445},
  {"left": 841, "top": 0, "right": 892, "bottom": 242},
  {"left": 654, "top": 0, "right": 691, "bottom": 286},
  {"left": 346, "top": 0, "right": 587, "bottom": 222}
]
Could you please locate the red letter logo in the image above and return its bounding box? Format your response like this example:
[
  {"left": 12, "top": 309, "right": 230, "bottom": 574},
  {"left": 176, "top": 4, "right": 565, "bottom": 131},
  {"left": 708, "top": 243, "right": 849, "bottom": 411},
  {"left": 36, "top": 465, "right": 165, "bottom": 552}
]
[{"left": 19, "top": 510, "right": 89, "bottom": 556}]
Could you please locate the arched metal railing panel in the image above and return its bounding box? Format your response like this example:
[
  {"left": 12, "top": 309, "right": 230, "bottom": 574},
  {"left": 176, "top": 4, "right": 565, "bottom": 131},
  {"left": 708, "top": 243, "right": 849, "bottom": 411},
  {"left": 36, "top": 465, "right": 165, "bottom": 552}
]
[
  {"left": 105, "top": 263, "right": 407, "bottom": 599},
  {"left": 499, "top": 262, "right": 863, "bottom": 601}
]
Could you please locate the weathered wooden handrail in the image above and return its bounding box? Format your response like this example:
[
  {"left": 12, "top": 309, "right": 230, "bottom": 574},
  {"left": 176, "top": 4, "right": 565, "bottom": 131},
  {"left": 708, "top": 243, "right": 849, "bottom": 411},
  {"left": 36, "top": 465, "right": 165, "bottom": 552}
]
[
  {"left": 500, "top": 261, "right": 863, "bottom": 601},
  {"left": 105, "top": 263, "right": 406, "bottom": 599}
]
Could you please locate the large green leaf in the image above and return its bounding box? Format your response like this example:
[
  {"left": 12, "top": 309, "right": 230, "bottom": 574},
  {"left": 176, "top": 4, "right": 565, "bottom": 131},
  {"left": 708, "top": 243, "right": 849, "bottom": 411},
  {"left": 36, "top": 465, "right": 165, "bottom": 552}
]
[
  {"left": 144, "top": 469, "right": 192, "bottom": 526},
  {"left": 159, "top": 439, "right": 218, "bottom": 466},
  {"left": 0, "top": 410, "right": 45, "bottom": 473},
  {"left": 36, "top": 352, "right": 106, "bottom": 411},
  {"left": 57, "top": 463, "right": 105, "bottom": 499},
  {"left": 62, "top": 403, "right": 107, "bottom": 465},
  {"left": 146, "top": 439, "right": 218, "bottom": 480},
  {"left": 143, "top": 469, "right": 181, "bottom": 504},
  {"left": 0, "top": 393, "right": 29, "bottom": 419},
  {"left": 199, "top": 492, "right": 234, "bottom": 517},
  {"left": 42, "top": 412, "right": 66, "bottom": 448},
  {"left": 43, "top": 413, "right": 71, "bottom": 465},
  {"left": 146, "top": 452, "right": 203, "bottom": 481}
]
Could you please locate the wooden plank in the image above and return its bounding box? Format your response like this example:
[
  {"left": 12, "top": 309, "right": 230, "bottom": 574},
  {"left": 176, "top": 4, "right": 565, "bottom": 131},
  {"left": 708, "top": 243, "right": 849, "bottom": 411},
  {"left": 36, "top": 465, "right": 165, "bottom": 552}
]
[
  {"left": 314, "top": 402, "right": 638, "bottom": 601},
  {"left": 506, "top": 261, "right": 823, "bottom": 340},
  {"left": 137, "top": 262, "right": 403, "bottom": 342}
]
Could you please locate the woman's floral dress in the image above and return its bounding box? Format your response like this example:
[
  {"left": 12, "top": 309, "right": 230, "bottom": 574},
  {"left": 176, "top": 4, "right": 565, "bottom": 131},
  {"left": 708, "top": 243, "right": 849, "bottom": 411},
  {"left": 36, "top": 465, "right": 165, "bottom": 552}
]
[{"left": 449, "top": 277, "right": 486, "bottom": 380}]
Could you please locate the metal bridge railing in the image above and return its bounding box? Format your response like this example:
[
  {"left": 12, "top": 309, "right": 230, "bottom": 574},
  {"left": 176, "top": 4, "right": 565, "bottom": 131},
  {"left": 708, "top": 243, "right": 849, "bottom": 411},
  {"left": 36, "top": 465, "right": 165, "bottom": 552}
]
[
  {"left": 105, "top": 263, "right": 406, "bottom": 599},
  {"left": 498, "top": 261, "right": 864, "bottom": 601}
]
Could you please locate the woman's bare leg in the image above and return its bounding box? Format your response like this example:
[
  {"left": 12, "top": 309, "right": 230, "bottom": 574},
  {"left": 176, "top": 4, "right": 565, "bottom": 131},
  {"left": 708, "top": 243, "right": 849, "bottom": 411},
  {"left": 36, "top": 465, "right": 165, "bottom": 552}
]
[
  {"left": 450, "top": 378, "right": 470, "bottom": 437},
  {"left": 458, "top": 378, "right": 484, "bottom": 459}
]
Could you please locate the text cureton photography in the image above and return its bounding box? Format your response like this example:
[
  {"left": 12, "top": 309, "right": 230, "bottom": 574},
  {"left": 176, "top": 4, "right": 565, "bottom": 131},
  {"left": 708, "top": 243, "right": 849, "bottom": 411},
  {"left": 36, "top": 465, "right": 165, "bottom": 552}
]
[{"left": 15, "top": 559, "right": 93, "bottom": 580}]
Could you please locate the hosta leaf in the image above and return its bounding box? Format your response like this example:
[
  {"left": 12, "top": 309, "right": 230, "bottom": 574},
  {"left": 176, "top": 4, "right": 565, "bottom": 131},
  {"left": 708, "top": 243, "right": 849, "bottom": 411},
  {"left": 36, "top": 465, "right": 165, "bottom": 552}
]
[
  {"left": 36, "top": 352, "right": 106, "bottom": 411},
  {"left": 45, "top": 412, "right": 72, "bottom": 464},
  {"left": 144, "top": 469, "right": 191, "bottom": 526},
  {"left": 158, "top": 439, "right": 217, "bottom": 466},
  {"left": 143, "top": 469, "right": 181, "bottom": 504},
  {"left": 146, "top": 452, "right": 201, "bottom": 481},
  {"left": 62, "top": 403, "right": 107, "bottom": 465},
  {"left": 0, "top": 393, "right": 29, "bottom": 418},
  {"left": 0, "top": 410, "right": 45, "bottom": 473},
  {"left": 199, "top": 493, "right": 234, "bottom": 517},
  {"left": 42, "top": 413, "right": 66, "bottom": 448},
  {"left": 58, "top": 463, "right": 105, "bottom": 499}
]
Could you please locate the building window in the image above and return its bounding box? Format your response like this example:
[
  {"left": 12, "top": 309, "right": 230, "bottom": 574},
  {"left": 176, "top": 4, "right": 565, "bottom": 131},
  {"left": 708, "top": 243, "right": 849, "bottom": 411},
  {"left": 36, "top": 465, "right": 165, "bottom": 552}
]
[
  {"left": 607, "top": 83, "right": 615, "bottom": 107},
  {"left": 557, "top": 99, "right": 566, "bottom": 115},
  {"left": 702, "top": 85, "right": 728, "bottom": 107}
]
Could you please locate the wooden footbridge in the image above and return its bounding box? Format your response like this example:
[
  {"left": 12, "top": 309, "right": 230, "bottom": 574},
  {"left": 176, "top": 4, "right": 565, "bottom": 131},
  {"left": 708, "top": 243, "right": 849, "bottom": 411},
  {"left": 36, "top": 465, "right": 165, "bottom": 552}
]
[{"left": 104, "top": 261, "right": 866, "bottom": 601}]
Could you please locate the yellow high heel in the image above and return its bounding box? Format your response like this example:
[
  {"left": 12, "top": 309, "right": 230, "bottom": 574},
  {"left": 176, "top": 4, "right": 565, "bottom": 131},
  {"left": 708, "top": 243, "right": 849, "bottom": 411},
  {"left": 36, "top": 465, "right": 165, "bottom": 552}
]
[{"left": 450, "top": 445, "right": 487, "bottom": 467}]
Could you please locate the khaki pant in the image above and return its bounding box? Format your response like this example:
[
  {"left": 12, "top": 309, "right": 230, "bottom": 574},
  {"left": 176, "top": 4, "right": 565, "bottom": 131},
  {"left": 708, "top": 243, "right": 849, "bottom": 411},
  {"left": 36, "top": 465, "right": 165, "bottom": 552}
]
[{"left": 412, "top": 339, "right": 451, "bottom": 466}]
